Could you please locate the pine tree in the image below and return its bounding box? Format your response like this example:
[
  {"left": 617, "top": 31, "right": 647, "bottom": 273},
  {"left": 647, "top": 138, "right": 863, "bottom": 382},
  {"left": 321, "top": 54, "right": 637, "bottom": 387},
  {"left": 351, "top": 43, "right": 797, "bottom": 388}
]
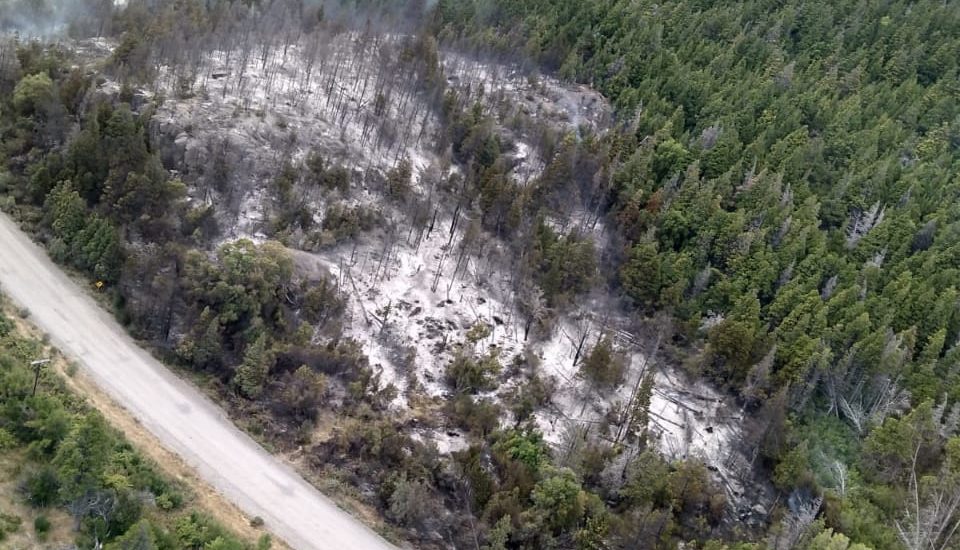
[
  {"left": 580, "top": 337, "right": 625, "bottom": 389},
  {"left": 107, "top": 519, "right": 158, "bottom": 550},
  {"left": 234, "top": 334, "right": 274, "bottom": 399},
  {"left": 53, "top": 413, "right": 112, "bottom": 502}
]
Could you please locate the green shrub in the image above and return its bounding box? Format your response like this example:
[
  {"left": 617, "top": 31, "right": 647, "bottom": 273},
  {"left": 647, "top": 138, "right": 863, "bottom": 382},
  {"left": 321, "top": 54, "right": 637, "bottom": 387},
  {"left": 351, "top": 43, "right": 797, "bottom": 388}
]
[
  {"left": 321, "top": 203, "right": 378, "bottom": 243},
  {"left": 176, "top": 512, "right": 246, "bottom": 548},
  {"left": 33, "top": 515, "right": 51, "bottom": 537},
  {"left": 24, "top": 466, "right": 60, "bottom": 507},
  {"left": 0, "top": 311, "right": 12, "bottom": 337},
  {"left": 0, "top": 428, "right": 15, "bottom": 450},
  {"left": 0, "top": 511, "right": 22, "bottom": 539},
  {"left": 445, "top": 350, "right": 501, "bottom": 394},
  {"left": 155, "top": 490, "right": 184, "bottom": 511},
  {"left": 12, "top": 73, "right": 54, "bottom": 116},
  {"left": 579, "top": 337, "right": 626, "bottom": 389}
]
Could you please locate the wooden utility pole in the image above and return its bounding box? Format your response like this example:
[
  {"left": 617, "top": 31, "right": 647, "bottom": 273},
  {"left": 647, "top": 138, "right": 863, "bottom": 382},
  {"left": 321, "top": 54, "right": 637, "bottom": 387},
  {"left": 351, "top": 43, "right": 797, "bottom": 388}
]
[{"left": 31, "top": 358, "right": 51, "bottom": 397}]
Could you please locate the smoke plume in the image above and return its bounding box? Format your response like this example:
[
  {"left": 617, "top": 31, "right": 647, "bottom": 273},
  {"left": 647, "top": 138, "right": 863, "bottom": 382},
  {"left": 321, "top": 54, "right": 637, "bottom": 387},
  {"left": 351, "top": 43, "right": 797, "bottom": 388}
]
[{"left": 0, "top": 0, "right": 116, "bottom": 39}]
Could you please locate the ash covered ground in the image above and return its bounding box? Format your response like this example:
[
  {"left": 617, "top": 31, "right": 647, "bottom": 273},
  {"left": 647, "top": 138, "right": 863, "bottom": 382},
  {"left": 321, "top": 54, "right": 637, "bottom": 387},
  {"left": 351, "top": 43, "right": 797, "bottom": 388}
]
[{"left": 71, "top": 29, "right": 765, "bottom": 514}]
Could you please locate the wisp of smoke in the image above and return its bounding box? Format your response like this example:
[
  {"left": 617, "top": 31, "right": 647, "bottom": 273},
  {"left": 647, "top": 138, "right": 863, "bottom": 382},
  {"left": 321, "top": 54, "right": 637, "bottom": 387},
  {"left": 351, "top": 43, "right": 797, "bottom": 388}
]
[{"left": 0, "top": 0, "right": 117, "bottom": 39}]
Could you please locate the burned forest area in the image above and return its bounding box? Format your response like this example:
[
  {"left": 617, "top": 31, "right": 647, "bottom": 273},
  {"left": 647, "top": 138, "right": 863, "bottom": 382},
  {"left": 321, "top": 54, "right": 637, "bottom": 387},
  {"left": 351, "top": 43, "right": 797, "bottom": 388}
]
[{"left": 2, "top": 0, "right": 960, "bottom": 549}]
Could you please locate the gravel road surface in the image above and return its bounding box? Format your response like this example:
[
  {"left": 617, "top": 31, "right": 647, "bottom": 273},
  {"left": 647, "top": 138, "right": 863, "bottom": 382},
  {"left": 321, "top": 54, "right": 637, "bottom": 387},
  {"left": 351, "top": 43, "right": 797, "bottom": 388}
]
[{"left": 0, "top": 213, "right": 396, "bottom": 550}]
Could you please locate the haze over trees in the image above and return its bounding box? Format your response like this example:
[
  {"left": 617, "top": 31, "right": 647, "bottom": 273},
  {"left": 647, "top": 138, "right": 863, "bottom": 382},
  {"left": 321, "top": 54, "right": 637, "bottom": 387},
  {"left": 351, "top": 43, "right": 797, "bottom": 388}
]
[{"left": 0, "top": 0, "right": 959, "bottom": 549}]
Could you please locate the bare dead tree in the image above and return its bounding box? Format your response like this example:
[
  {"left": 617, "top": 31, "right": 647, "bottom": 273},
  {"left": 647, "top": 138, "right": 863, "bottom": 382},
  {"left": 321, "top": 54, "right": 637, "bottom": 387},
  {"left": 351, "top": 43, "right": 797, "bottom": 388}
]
[
  {"left": 846, "top": 201, "right": 886, "bottom": 249},
  {"left": 614, "top": 332, "right": 662, "bottom": 445},
  {"left": 821, "top": 274, "right": 839, "bottom": 300},
  {"left": 824, "top": 331, "right": 912, "bottom": 434},
  {"left": 69, "top": 489, "right": 117, "bottom": 534},
  {"left": 896, "top": 442, "right": 960, "bottom": 550},
  {"left": 431, "top": 248, "right": 448, "bottom": 293},
  {"left": 770, "top": 495, "right": 823, "bottom": 550},
  {"left": 935, "top": 400, "right": 960, "bottom": 438},
  {"left": 743, "top": 345, "right": 776, "bottom": 407},
  {"left": 832, "top": 374, "right": 910, "bottom": 434},
  {"left": 570, "top": 312, "right": 591, "bottom": 368},
  {"left": 833, "top": 459, "right": 848, "bottom": 497},
  {"left": 517, "top": 282, "right": 547, "bottom": 341}
]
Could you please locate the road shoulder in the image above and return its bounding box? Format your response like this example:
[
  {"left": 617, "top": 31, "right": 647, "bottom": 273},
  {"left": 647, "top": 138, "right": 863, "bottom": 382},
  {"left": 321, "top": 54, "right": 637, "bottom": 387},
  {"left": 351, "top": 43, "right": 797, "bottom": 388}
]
[{"left": 8, "top": 309, "right": 287, "bottom": 548}]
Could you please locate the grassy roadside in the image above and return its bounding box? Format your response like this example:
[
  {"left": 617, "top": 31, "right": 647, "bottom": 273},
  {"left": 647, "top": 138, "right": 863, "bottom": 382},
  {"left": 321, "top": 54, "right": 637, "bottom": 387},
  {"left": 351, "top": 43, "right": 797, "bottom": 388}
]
[{"left": 0, "top": 295, "right": 276, "bottom": 549}]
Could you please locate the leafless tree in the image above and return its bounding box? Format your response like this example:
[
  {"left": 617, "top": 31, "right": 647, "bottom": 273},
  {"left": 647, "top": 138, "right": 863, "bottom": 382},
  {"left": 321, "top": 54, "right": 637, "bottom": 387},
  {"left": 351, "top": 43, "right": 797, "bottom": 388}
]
[
  {"left": 825, "top": 331, "right": 912, "bottom": 434},
  {"left": 935, "top": 400, "right": 960, "bottom": 438},
  {"left": 770, "top": 495, "right": 822, "bottom": 550},
  {"left": 832, "top": 459, "right": 848, "bottom": 497},
  {"left": 896, "top": 442, "right": 960, "bottom": 550},
  {"left": 820, "top": 274, "right": 839, "bottom": 300},
  {"left": 829, "top": 373, "right": 910, "bottom": 434},
  {"left": 69, "top": 489, "right": 117, "bottom": 538},
  {"left": 743, "top": 345, "right": 776, "bottom": 407},
  {"left": 613, "top": 333, "right": 661, "bottom": 445},
  {"left": 845, "top": 201, "right": 885, "bottom": 248}
]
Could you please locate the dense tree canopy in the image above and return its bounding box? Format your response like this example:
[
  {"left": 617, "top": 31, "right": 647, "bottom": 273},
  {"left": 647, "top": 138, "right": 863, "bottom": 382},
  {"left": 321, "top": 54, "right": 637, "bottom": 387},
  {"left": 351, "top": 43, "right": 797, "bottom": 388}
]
[
  {"left": 3, "top": 0, "right": 960, "bottom": 547},
  {"left": 433, "top": 0, "right": 960, "bottom": 548}
]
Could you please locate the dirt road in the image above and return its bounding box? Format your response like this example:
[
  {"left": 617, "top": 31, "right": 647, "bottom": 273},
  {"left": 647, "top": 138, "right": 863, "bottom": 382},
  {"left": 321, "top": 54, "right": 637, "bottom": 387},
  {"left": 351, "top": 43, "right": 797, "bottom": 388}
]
[{"left": 0, "top": 213, "right": 396, "bottom": 550}]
